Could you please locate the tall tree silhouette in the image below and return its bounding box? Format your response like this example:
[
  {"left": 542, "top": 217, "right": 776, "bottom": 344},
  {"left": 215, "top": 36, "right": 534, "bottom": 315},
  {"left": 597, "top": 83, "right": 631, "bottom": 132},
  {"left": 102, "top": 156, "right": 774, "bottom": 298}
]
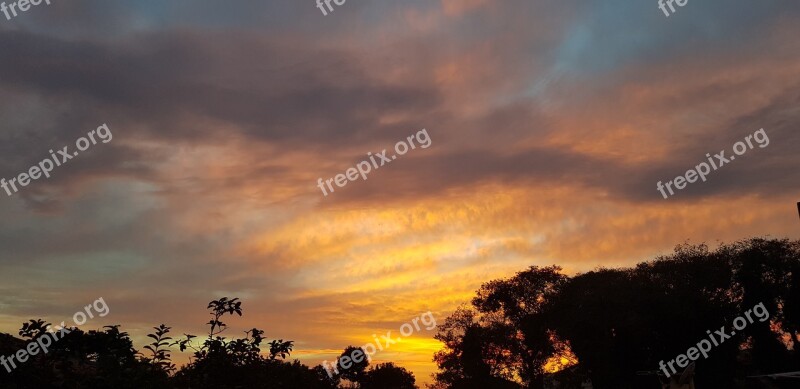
[
  {"left": 432, "top": 238, "right": 800, "bottom": 389},
  {"left": 434, "top": 266, "right": 567, "bottom": 388}
]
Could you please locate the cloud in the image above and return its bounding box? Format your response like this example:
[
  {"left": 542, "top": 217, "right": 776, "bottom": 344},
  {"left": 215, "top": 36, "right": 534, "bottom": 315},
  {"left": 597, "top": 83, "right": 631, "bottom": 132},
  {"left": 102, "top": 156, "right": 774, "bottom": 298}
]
[{"left": 1, "top": 1, "right": 800, "bottom": 385}]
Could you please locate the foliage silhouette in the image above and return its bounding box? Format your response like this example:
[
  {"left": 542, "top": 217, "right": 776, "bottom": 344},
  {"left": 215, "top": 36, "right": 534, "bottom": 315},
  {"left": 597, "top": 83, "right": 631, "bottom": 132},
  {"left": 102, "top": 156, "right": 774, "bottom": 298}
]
[
  {"left": 6, "top": 237, "right": 794, "bottom": 388},
  {"left": 360, "top": 362, "right": 417, "bottom": 389},
  {"left": 0, "top": 297, "right": 413, "bottom": 388},
  {"left": 1, "top": 322, "right": 168, "bottom": 388},
  {"left": 141, "top": 324, "right": 176, "bottom": 374},
  {"left": 326, "top": 347, "right": 419, "bottom": 389},
  {"left": 335, "top": 346, "right": 370, "bottom": 384},
  {"left": 432, "top": 238, "right": 800, "bottom": 389}
]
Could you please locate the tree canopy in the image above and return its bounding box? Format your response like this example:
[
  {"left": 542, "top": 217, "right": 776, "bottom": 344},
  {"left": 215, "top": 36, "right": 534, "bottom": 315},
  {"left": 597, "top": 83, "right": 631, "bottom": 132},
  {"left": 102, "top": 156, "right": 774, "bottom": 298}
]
[{"left": 432, "top": 238, "right": 800, "bottom": 389}]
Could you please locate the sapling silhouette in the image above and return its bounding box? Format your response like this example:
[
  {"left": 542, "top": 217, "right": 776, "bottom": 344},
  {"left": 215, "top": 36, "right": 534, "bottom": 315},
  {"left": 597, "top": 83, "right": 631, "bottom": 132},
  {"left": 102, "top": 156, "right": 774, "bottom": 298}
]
[
  {"left": 142, "top": 324, "right": 176, "bottom": 374},
  {"left": 172, "top": 297, "right": 293, "bottom": 365},
  {"left": 171, "top": 297, "right": 301, "bottom": 388}
]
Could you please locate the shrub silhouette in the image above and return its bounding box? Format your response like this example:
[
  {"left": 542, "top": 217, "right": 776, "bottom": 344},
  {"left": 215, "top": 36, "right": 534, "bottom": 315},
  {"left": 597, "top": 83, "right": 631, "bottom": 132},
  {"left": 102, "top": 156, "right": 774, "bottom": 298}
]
[
  {"left": 0, "top": 321, "right": 168, "bottom": 388},
  {"left": 2, "top": 297, "right": 418, "bottom": 388},
  {"left": 171, "top": 297, "right": 310, "bottom": 388}
]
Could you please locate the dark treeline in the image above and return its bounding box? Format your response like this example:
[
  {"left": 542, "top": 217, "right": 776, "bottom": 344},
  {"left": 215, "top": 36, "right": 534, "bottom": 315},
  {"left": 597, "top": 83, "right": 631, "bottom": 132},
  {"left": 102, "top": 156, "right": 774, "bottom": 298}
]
[
  {"left": 430, "top": 238, "right": 800, "bottom": 389},
  {"left": 0, "top": 297, "right": 417, "bottom": 389},
  {"left": 2, "top": 238, "right": 798, "bottom": 388}
]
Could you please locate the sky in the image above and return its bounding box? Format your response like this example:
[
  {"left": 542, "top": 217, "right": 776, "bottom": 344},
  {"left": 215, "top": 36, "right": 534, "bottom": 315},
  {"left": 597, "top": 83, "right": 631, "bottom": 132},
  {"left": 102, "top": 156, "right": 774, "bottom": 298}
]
[{"left": 1, "top": 0, "right": 800, "bottom": 385}]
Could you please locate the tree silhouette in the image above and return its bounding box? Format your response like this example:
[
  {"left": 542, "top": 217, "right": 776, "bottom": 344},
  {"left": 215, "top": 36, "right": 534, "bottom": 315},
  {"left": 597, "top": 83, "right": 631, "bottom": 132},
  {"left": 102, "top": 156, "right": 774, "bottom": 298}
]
[
  {"left": 361, "top": 362, "right": 416, "bottom": 389},
  {"left": 432, "top": 238, "right": 800, "bottom": 389},
  {"left": 432, "top": 307, "right": 521, "bottom": 389},
  {"left": 336, "top": 345, "right": 370, "bottom": 385}
]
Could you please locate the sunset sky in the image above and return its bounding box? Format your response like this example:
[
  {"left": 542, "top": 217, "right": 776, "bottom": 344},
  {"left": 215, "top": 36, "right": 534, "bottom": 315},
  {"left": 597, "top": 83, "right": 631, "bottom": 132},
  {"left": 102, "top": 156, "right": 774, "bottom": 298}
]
[{"left": 1, "top": 0, "right": 800, "bottom": 385}]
